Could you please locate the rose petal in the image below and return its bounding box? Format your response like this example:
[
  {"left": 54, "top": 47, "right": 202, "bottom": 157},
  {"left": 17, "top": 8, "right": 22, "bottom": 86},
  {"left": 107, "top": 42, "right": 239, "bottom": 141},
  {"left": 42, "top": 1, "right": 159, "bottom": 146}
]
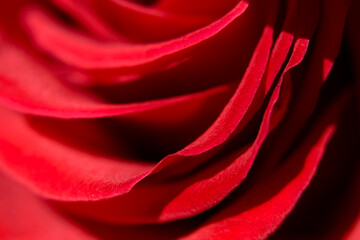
[
  {"left": 52, "top": 0, "right": 214, "bottom": 42},
  {"left": 181, "top": 106, "right": 339, "bottom": 240},
  {"left": 0, "top": 171, "right": 198, "bottom": 240},
  {"left": 346, "top": 217, "right": 360, "bottom": 240},
  {"left": 50, "top": 0, "right": 124, "bottom": 41},
  {"left": 0, "top": 105, "right": 161, "bottom": 200},
  {"left": 0, "top": 172, "right": 99, "bottom": 240},
  {"left": 151, "top": 0, "right": 313, "bottom": 174},
  {"left": 268, "top": 94, "right": 360, "bottom": 239},
  {"left": 254, "top": 0, "right": 351, "bottom": 171},
  {"left": 0, "top": 93, "right": 346, "bottom": 240},
  {"left": 22, "top": 1, "right": 248, "bottom": 72},
  {"left": 55, "top": 0, "right": 319, "bottom": 223},
  {"left": 0, "top": 36, "right": 232, "bottom": 119}
]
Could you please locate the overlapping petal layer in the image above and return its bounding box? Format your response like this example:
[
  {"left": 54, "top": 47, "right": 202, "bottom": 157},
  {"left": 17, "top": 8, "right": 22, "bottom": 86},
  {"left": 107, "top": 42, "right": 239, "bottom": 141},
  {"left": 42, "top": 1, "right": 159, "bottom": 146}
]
[{"left": 0, "top": 0, "right": 359, "bottom": 239}]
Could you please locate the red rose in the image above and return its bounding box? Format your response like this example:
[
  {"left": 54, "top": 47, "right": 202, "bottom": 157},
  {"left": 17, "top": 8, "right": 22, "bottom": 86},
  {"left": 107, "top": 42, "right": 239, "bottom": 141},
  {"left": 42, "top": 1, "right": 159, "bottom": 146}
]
[{"left": 0, "top": 0, "right": 359, "bottom": 239}]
